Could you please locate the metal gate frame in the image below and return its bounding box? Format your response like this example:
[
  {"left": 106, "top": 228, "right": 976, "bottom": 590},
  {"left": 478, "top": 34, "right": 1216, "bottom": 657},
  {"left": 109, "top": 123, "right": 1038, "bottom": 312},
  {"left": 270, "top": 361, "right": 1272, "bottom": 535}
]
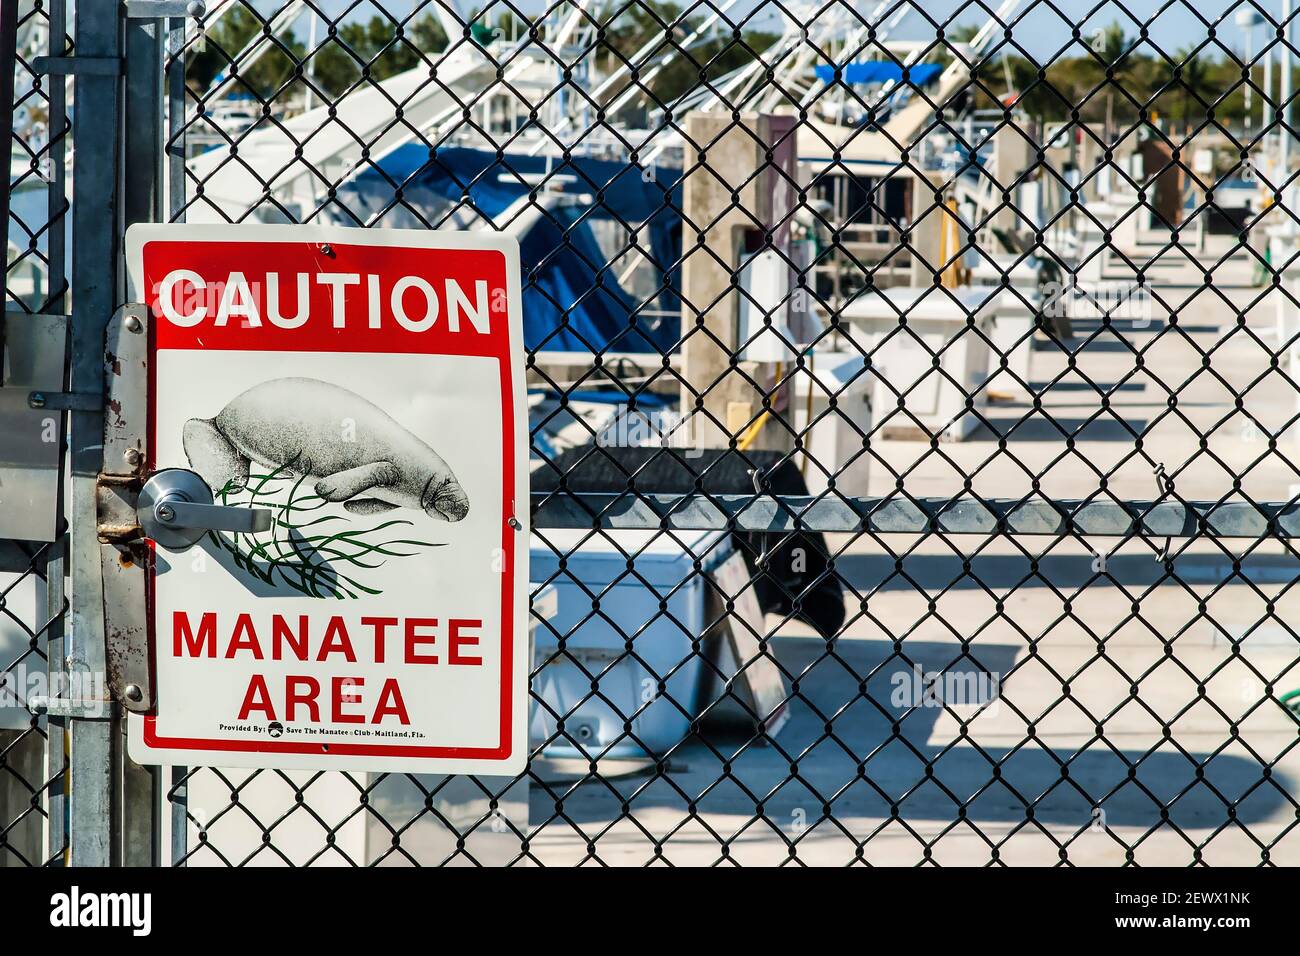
[{"left": 29, "top": 0, "right": 1300, "bottom": 864}]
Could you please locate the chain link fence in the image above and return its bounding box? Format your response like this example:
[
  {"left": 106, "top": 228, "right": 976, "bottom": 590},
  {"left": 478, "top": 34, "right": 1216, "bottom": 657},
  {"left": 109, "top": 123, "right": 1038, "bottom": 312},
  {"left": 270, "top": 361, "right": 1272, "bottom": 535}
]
[
  {"left": 9, "top": 0, "right": 1300, "bottom": 865},
  {"left": 2, "top": 0, "right": 69, "bottom": 868}
]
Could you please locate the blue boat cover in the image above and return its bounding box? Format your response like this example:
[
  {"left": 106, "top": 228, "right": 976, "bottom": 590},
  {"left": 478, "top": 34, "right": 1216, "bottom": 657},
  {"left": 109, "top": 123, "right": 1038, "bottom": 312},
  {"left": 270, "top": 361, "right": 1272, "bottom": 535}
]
[
  {"left": 345, "top": 144, "right": 682, "bottom": 354},
  {"left": 814, "top": 61, "right": 943, "bottom": 86}
]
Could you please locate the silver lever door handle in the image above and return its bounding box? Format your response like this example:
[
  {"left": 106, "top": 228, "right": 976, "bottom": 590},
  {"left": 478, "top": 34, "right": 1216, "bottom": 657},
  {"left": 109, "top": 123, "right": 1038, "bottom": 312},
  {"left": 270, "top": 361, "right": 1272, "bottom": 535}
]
[
  {"left": 155, "top": 498, "right": 273, "bottom": 534},
  {"left": 138, "top": 468, "right": 274, "bottom": 550}
]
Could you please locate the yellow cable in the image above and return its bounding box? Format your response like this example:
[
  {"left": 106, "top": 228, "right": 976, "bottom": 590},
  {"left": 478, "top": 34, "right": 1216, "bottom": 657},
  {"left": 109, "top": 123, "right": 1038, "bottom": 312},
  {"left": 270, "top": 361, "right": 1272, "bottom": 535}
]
[
  {"left": 736, "top": 410, "right": 769, "bottom": 450},
  {"left": 737, "top": 362, "right": 783, "bottom": 451}
]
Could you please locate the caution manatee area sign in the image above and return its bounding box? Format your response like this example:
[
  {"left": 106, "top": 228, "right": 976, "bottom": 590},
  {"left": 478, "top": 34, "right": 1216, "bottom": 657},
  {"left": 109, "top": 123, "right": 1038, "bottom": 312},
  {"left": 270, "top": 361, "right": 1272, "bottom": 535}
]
[{"left": 125, "top": 224, "right": 527, "bottom": 775}]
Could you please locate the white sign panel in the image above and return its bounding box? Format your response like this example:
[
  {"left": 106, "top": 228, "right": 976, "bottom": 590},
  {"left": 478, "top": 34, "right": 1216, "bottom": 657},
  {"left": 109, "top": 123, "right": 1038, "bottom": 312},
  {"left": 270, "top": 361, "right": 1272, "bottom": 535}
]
[{"left": 126, "top": 224, "right": 527, "bottom": 775}]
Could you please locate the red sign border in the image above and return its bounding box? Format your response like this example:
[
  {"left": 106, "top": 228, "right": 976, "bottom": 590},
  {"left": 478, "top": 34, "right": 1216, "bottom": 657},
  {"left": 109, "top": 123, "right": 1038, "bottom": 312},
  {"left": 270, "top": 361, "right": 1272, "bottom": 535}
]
[{"left": 132, "top": 230, "right": 523, "bottom": 766}]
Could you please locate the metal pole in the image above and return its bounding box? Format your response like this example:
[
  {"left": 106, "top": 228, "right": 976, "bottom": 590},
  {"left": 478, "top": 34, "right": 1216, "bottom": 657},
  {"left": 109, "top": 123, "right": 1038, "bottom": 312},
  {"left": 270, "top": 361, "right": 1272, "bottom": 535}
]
[
  {"left": 1282, "top": 0, "right": 1292, "bottom": 184},
  {"left": 66, "top": 0, "right": 122, "bottom": 868},
  {"left": 303, "top": 10, "right": 317, "bottom": 114},
  {"left": 120, "top": 12, "right": 164, "bottom": 867},
  {"left": 165, "top": 14, "right": 189, "bottom": 868},
  {"left": 1265, "top": 18, "right": 1273, "bottom": 145},
  {"left": 1246, "top": 23, "right": 1254, "bottom": 139}
]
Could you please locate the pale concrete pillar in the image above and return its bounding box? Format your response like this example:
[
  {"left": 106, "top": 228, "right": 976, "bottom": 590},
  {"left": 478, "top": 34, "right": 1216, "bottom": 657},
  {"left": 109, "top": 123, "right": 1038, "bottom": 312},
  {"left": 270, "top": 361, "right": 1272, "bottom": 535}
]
[
  {"left": 909, "top": 171, "right": 947, "bottom": 286},
  {"left": 680, "top": 112, "right": 797, "bottom": 451},
  {"left": 991, "top": 124, "right": 1033, "bottom": 233}
]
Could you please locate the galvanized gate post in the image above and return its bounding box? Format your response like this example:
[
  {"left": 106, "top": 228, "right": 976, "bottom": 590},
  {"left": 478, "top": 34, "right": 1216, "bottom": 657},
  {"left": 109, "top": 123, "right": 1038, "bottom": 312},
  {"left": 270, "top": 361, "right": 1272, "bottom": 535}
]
[
  {"left": 163, "top": 10, "right": 190, "bottom": 868},
  {"left": 65, "top": 0, "right": 123, "bottom": 867},
  {"left": 118, "top": 6, "right": 166, "bottom": 867}
]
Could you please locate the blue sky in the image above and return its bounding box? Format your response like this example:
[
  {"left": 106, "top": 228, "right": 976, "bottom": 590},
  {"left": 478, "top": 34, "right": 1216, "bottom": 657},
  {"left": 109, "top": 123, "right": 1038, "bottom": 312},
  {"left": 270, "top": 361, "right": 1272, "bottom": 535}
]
[{"left": 251, "top": 0, "right": 1294, "bottom": 63}]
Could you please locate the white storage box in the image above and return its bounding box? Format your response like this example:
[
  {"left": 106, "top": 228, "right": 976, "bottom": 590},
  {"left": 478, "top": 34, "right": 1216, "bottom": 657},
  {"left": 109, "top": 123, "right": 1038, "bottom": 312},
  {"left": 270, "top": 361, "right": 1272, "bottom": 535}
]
[
  {"left": 790, "top": 351, "right": 874, "bottom": 496},
  {"left": 529, "top": 528, "right": 732, "bottom": 758},
  {"left": 988, "top": 310, "right": 1036, "bottom": 392},
  {"left": 842, "top": 287, "right": 994, "bottom": 441},
  {"left": 1276, "top": 233, "right": 1300, "bottom": 445},
  {"left": 981, "top": 286, "right": 1040, "bottom": 393}
]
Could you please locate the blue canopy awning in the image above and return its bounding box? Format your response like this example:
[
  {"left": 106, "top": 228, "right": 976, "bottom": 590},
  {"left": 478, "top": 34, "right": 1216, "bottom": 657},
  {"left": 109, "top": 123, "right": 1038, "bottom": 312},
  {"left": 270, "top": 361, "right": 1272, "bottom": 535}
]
[
  {"left": 814, "top": 61, "right": 943, "bottom": 86},
  {"left": 344, "top": 145, "right": 683, "bottom": 355}
]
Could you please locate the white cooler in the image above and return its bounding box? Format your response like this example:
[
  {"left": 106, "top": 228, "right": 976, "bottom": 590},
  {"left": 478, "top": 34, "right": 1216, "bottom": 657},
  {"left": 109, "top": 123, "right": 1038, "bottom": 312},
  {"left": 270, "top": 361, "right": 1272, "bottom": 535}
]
[
  {"left": 790, "top": 351, "right": 874, "bottom": 496},
  {"left": 841, "top": 287, "right": 995, "bottom": 441},
  {"left": 982, "top": 286, "right": 1040, "bottom": 394},
  {"left": 529, "top": 528, "right": 732, "bottom": 759}
]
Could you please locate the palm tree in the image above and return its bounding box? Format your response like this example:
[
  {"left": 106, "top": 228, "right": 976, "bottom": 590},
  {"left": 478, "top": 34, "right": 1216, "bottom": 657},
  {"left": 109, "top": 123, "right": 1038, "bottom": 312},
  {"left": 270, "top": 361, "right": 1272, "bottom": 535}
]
[
  {"left": 1093, "top": 24, "right": 1131, "bottom": 143},
  {"left": 1161, "top": 46, "right": 1216, "bottom": 136}
]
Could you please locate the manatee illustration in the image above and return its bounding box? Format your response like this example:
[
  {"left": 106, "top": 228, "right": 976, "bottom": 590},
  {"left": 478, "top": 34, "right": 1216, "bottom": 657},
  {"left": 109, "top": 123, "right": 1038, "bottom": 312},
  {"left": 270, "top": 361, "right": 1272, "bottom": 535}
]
[{"left": 183, "top": 377, "right": 470, "bottom": 521}]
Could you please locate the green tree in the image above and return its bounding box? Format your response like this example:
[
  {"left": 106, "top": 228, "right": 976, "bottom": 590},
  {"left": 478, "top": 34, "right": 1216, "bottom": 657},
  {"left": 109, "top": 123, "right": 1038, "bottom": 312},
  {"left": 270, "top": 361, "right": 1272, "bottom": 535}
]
[
  {"left": 1155, "top": 46, "right": 1217, "bottom": 133},
  {"left": 306, "top": 14, "right": 449, "bottom": 98},
  {"left": 185, "top": 5, "right": 305, "bottom": 99},
  {"left": 1087, "top": 24, "right": 1134, "bottom": 139}
]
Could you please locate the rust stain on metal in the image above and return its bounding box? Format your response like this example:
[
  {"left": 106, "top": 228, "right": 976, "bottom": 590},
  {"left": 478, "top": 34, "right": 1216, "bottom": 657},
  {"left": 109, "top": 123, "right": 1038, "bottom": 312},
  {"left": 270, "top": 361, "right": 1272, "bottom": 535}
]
[{"left": 103, "top": 536, "right": 152, "bottom": 711}]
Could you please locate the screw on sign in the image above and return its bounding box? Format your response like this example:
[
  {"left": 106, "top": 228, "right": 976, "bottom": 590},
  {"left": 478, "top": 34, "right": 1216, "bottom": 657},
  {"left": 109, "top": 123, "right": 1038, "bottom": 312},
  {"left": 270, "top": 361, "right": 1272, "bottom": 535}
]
[{"left": 125, "top": 224, "right": 528, "bottom": 775}]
